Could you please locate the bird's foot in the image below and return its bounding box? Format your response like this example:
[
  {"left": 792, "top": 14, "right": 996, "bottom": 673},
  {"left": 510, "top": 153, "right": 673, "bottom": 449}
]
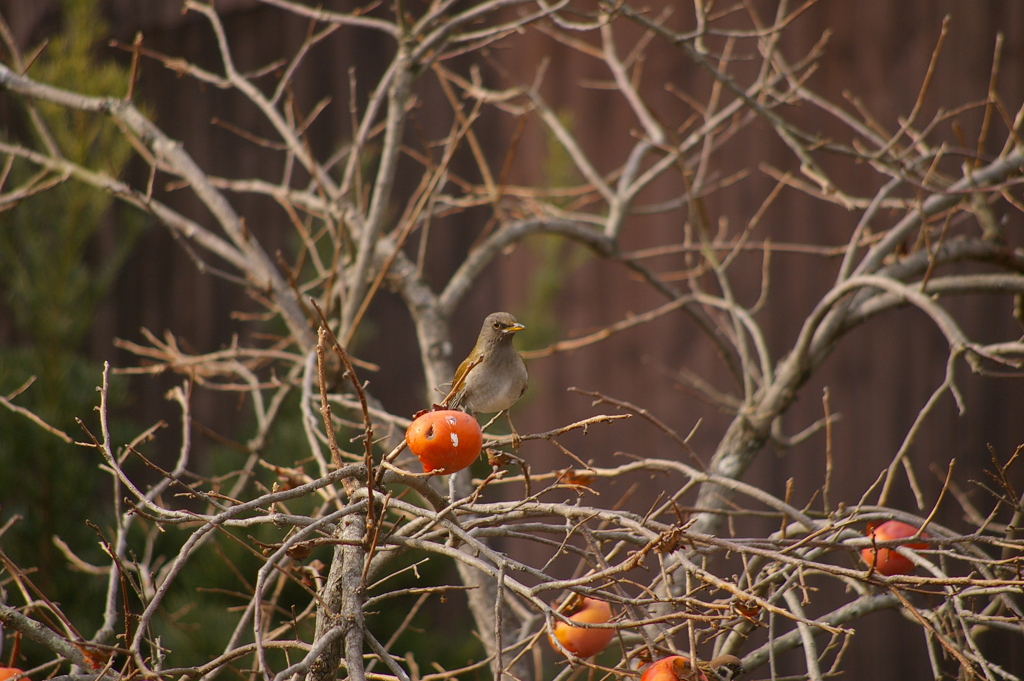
[{"left": 505, "top": 411, "right": 522, "bottom": 449}]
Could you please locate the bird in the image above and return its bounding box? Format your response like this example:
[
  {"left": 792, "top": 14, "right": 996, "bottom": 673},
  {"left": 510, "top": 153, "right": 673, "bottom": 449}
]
[
  {"left": 703, "top": 655, "right": 744, "bottom": 681},
  {"left": 443, "top": 312, "right": 528, "bottom": 446}
]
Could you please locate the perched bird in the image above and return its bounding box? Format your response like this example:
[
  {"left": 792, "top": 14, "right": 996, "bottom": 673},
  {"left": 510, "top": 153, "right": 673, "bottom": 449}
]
[
  {"left": 444, "top": 312, "right": 528, "bottom": 445},
  {"left": 704, "top": 655, "right": 744, "bottom": 681}
]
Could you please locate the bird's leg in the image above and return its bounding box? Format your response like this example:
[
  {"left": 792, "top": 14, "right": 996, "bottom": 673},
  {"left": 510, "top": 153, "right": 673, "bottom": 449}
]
[
  {"left": 481, "top": 411, "right": 521, "bottom": 449},
  {"left": 504, "top": 411, "right": 522, "bottom": 450}
]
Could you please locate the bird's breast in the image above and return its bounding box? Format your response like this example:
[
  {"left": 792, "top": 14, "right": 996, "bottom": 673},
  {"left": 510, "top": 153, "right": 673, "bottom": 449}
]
[{"left": 462, "top": 355, "right": 527, "bottom": 413}]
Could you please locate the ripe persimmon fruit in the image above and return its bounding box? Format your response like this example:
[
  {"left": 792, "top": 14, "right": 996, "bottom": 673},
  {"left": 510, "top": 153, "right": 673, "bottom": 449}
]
[
  {"left": 405, "top": 410, "right": 483, "bottom": 474},
  {"left": 861, "top": 520, "right": 928, "bottom": 576},
  {"left": 640, "top": 656, "right": 708, "bottom": 681},
  {"left": 548, "top": 597, "right": 614, "bottom": 658}
]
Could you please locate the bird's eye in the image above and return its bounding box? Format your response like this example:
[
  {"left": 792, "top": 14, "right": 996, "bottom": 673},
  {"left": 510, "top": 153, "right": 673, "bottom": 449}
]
[{"left": 492, "top": 321, "right": 501, "bottom": 330}]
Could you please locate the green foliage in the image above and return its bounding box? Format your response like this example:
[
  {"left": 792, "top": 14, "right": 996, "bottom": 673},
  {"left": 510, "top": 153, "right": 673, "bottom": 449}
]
[
  {"left": 2, "top": 0, "right": 139, "bottom": 345},
  {"left": 0, "top": 0, "right": 143, "bottom": 633},
  {"left": 520, "top": 110, "right": 593, "bottom": 350}
]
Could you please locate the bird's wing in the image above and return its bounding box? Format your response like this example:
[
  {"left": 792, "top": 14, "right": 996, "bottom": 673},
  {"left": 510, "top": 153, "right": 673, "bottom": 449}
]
[{"left": 445, "top": 352, "right": 484, "bottom": 409}]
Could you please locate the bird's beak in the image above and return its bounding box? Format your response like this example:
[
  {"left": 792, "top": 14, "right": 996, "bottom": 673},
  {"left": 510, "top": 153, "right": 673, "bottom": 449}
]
[{"left": 509, "top": 323, "right": 525, "bottom": 332}]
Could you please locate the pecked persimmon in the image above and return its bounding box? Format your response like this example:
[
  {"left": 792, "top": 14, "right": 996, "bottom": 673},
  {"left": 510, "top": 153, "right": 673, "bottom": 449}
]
[
  {"left": 861, "top": 520, "right": 929, "bottom": 576},
  {"left": 640, "top": 656, "right": 708, "bottom": 681},
  {"left": 0, "top": 669, "right": 25, "bottom": 681},
  {"left": 405, "top": 410, "right": 483, "bottom": 474},
  {"left": 639, "top": 655, "right": 744, "bottom": 681},
  {"left": 548, "top": 597, "right": 615, "bottom": 658}
]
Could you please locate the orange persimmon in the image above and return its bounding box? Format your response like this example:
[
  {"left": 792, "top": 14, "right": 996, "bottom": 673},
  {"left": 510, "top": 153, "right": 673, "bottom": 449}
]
[
  {"left": 405, "top": 410, "right": 483, "bottom": 474},
  {"left": 861, "top": 520, "right": 929, "bottom": 576},
  {"left": 549, "top": 597, "right": 615, "bottom": 658},
  {"left": 639, "top": 655, "right": 744, "bottom": 681},
  {"left": 640, "top": 656, "right": 708, "bottom": 681}
]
